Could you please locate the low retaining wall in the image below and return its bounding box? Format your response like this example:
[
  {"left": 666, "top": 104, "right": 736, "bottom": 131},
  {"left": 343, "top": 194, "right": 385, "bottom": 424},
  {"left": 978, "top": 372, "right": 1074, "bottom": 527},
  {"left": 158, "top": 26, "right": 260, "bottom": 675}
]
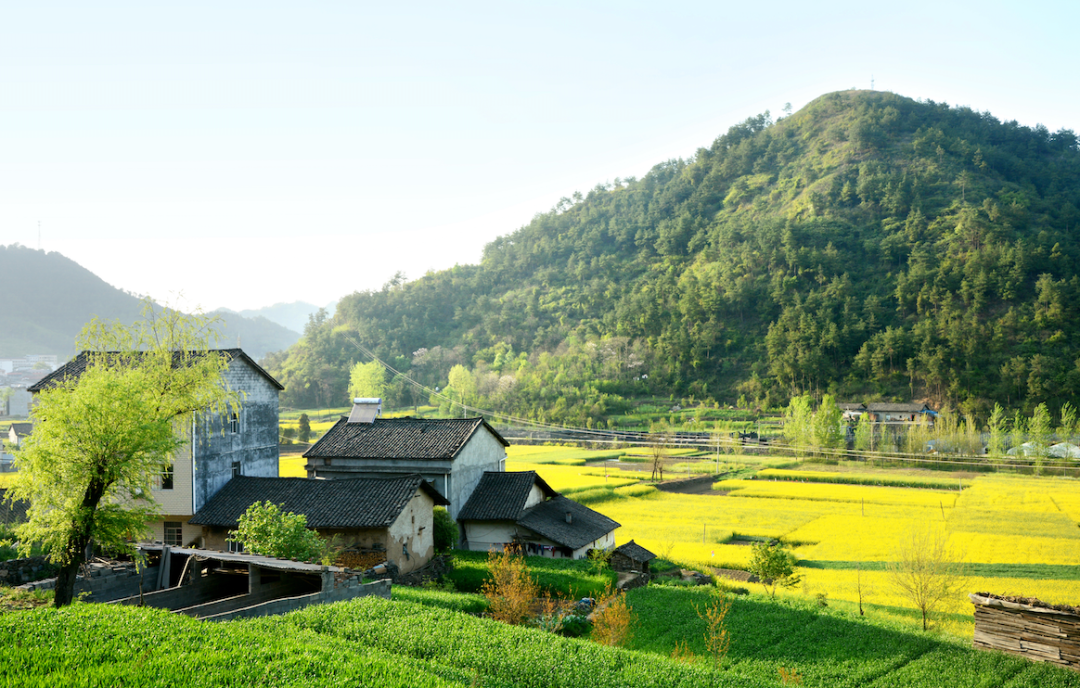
[
  {"left": 20, "top": 561, "right": 161, "bottom": 603},
  {"left": 971, "top": 593, "right": 1080, "bottom": 671},
  {"left": 201, "top": 578, "right": 391, "bottom": 622}
]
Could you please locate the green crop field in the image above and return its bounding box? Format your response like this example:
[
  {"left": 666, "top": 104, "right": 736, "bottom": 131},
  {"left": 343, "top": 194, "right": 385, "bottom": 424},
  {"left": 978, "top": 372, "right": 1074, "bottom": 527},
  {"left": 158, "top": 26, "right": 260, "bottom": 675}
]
[{"left": 4, "top": 589, "right": 1079, "bottom": 687}]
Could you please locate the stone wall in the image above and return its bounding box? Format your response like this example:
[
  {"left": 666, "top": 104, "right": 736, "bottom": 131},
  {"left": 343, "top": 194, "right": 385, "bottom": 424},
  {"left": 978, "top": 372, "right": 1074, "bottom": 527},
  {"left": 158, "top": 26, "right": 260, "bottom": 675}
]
[
  {"left": 0, "top": 555, "right": 56, "bottom": 585},
  {"left": 20, "top": 560, "right": 162, "bottom": 603}
]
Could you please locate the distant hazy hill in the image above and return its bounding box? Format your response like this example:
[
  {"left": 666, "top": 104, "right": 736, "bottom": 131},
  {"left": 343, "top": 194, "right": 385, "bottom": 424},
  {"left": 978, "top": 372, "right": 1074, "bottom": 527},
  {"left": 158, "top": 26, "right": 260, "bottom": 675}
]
[
  {"left": 0, "top": 244, "right": 298, "bottom": 361},
  {"left": 265, "top": 90, "right": 1080, "bottom": 418},
  {"left": 235, "top": 301, "right": 337, "bottom": 335}
]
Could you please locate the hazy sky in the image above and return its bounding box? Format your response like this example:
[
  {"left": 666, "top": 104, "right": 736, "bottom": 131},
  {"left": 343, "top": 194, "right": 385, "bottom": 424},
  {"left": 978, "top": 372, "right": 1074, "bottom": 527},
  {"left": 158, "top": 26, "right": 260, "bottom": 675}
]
[{"left": 2, "top": 1, "right": 1077, "bottom": 312}]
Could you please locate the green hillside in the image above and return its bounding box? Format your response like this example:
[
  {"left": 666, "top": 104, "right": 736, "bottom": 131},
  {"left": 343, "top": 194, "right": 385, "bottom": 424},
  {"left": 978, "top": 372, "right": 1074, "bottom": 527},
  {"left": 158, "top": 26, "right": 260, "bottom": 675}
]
[{"left": 265, "top": 91, "right": 1080, "bottom": 421}]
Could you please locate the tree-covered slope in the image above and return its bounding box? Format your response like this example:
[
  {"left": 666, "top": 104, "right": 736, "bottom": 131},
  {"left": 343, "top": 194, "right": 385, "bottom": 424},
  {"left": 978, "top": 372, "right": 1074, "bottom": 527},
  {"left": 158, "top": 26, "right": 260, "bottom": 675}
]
[{"left": 267, "top": 91, "right": 1080, "bottom": 420}]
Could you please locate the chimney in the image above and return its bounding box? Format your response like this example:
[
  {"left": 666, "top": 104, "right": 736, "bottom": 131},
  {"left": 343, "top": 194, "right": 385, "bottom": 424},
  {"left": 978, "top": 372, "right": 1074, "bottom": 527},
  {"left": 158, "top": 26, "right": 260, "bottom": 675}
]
[
  {"left": 565, "top": 511, "right": 573, "bottom": 524},
  {"left": 347, "top": 397, "right": 382, "bottom": 424}
]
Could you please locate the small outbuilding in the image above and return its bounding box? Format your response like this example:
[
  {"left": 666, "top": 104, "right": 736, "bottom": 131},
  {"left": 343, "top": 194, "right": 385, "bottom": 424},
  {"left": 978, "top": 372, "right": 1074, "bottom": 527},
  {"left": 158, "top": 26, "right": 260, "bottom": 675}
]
[
  {"left": 610, "top": 540, "right": 656, "bottom": 574},
  {"left": 457, "top": 471, "right": 619, "bottom": 559},
  {"left": 188, "top": 474, "right": 447, "bottom": 574}
]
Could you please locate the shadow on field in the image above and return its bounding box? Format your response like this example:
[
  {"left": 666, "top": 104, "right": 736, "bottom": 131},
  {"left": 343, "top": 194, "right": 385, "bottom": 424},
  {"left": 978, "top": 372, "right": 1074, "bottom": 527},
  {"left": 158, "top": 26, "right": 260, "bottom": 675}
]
[{"left": 624, "top": 586, "right": 1041, "bottom": 688}]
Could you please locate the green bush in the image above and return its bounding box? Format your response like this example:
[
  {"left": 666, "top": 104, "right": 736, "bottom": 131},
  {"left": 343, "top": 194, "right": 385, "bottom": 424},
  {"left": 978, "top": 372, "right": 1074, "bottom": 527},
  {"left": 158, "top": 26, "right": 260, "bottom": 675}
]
[{"left": 433, "top": 506, "right": 458, "bottom": 553}]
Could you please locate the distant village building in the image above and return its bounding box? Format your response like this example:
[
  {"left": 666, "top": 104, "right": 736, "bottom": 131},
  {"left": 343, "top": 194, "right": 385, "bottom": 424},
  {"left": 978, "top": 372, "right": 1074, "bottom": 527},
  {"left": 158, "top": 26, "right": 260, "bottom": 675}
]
[
  {"left": 303, "top": 399, "right": 509, "bottom": 520},
  {"left": 29, "top": 348, "right": 282, "bottom": 546},
  {"left": 457, "top": 471, "right": 619, "bottom": 559},
  {"left": 189, "top": 474, "right": 447, "bottom": 574},
  {"left": 610, "top": 540, "right": 656, "bottom": 574},
  {"left": 837, "top": 402, "right": 935, "bottom": 425}
]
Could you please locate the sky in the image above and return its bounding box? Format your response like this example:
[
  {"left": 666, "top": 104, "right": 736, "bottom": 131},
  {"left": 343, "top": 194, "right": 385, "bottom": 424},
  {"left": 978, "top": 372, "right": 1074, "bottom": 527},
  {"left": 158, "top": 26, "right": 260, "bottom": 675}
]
[{"left": 2, "top": 1, "right": 1077, "bottom": 313}]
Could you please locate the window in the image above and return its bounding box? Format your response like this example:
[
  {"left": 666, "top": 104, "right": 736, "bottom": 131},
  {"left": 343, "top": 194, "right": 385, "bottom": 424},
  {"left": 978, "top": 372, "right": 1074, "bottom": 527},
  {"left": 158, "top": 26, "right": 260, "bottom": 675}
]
[
  {"left": 158, "top": 466, "right": 174, "bottom": 490},
  {"left": 232, "top": 461, "right": 241, "bottom": 478},
  {"left": 227, "top": 535, "right": 244, "bottom": 553},
  {"left": 164, "top": 521, "right": 183, "bottom": 547},
  {"left": 230, "top": 412, "right": 239, "bottom": 434}
]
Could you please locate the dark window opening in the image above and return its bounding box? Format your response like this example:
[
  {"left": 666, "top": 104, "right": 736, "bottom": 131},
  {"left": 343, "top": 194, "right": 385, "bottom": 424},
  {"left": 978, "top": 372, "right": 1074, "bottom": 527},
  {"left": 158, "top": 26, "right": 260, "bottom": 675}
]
[
  {"left": 164, "top": 521, "right": 183, "bottom": 547},
  {"left": 159, "top": 466, "right": 174, "bottom": 490},
  {"left": 230, "top": 412, "right": 239, "bottom": 434},
  {"left": 232, "top": 461, "right": 241, "bottom": 478}
]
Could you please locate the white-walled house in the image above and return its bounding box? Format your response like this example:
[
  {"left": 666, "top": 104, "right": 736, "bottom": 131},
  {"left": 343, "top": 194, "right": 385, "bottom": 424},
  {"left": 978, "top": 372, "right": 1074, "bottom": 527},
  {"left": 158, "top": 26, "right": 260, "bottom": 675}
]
[
  {"left": 29, "top": 349, "right": 282, "bottom": 547},
  {"left": 303, "top": 401, "right": 509, "bottom": 520},
  {"left": 457, "top": 471, "right": 619, "bottom": 559}
]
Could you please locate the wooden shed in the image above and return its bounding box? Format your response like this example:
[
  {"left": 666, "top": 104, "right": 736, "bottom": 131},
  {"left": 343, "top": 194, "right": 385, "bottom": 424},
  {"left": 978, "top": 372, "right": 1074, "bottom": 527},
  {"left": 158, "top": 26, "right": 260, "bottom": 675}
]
[{"left": 610, "top": 540, "right": 656, "bottom": 574}]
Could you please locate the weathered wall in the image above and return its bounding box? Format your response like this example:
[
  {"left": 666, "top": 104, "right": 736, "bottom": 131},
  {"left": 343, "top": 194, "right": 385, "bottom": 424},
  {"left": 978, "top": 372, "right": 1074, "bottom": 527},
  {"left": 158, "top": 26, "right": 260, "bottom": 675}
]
[
  {"left": 971, "top": 593, "right": 1080, "bottom": 671},
  {"left": 386, "top": 488, "right": 435, "bottom": 574},
  {"left": 21, "top": 560, "right": 162, "bottom": 603},
  {"left": 150, "top": 414, "right": 194, "bottom": 516},
  {"left": 0, "top": 555, "right": 57, "bottom": 585},
  {"left": 192, "top": 358, "right": 279, "bottom": 513}
]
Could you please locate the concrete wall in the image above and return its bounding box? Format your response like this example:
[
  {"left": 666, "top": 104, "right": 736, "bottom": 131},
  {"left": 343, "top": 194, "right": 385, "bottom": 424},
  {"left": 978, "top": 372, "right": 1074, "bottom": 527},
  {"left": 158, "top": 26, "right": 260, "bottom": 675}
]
[
  {"left": 151, "top": 414, "right": 194, "bottom": 516},
  {"left": 446, "top": 429, "right": 506, "bottom": 520},
  {"left": 192, "top": 358, "right": 279, "bottom": 513},
  {"left": 201, "top": 578, "right": 391, "bottom": 622}
]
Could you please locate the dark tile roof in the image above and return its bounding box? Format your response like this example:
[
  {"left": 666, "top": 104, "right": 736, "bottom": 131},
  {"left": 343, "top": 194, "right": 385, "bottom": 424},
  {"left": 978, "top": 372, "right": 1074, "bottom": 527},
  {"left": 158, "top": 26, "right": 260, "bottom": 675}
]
[
  {"left": 866, "top": 402, "right": 931, "bottom": 413},
  {"left": 303, "top": 416, "right": 509, "bottom": 461},
  {"left": 29, "top": 349, "right": 283, "bottom": 392},
  {"left": 613, "top": 539, "right": 656, "bottom": 562},
  {"left": 188, "top": 475, "right": 447, "bottom": 529},
  {"left": 516, "top": 495, "right": 620, "bottom": 551},
  {"left": 456, "top": 471, "right": 557, "bottom": 522},
  {"left": 0, "top": 489, "right": 29, "bottom": 526},
  {"left": 9, "top": 423, "right": 32, "bottom": 437},
  {"left": 837, "top": 403, "right": 866, "bottom": 411}
]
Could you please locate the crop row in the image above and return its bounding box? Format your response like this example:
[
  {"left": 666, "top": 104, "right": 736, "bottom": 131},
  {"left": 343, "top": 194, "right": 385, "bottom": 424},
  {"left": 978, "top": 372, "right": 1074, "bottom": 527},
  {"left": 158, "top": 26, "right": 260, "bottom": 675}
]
[{"left": 755, "top": 468, "right": 973, "bottom": 490}]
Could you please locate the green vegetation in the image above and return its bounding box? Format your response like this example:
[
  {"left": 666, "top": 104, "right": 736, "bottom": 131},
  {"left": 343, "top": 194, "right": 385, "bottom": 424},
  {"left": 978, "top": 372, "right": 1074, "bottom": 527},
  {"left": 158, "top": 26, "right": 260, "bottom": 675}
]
[
  {"left": 4, "top": 587, "right": 1079, "bottom": 687},
  {"left": 233, "top": 500, "right": 326, "bottom": 562},
  {"left": 756, "top": 468, "right": 972, "bottom": 490},
  {"left": 446, "top": 550, "right": 616, "bottom": 599},
  {"left": 264, "top": 90, "right": 1080, "bottom": 424}
]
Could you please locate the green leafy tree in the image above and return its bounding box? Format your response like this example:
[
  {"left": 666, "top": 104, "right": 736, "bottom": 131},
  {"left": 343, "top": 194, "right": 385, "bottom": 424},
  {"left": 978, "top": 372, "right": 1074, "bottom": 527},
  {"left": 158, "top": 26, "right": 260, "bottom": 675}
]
[
  {"left": 783, "top": 395, "right": 813, "bottom": 458},
  {"left": 748, "top": 541, "right": 801, "bottom": 599},
  {"left": 1060, "top": 402, "right": 1078, "bottom": 444},
  {"left": 812, "top": 394, "right": 843, "bottom": 456},
  {"left": 1029, "top": 403, "right": 1052, "bottom": 474},
  {"left": 349, "top": 360, "right": 386, "bottom": 401},
  {"left": 432, "top": 506, "right": 458, "bottom": 553},
  {"left": 297, "top": 413, "right": 311, "bottom": 443},
  {"left": 233, "top": 500, "right": 325, "bottom": 562},
  {"left": 986, "top": 403, "right": 1006, "bottom": 458},
  {"left": 8, "top": 302, "right": 238, "bottom": 608},
  {"left": 854, "top": 412, "right": 874, "bottom": 454}
]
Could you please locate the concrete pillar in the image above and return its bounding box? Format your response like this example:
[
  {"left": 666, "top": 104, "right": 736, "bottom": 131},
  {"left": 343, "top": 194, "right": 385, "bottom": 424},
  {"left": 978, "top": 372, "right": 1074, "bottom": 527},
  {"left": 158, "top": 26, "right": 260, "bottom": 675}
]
[{"left": 249, "top": 564, "right": 261, "bottom": 593}]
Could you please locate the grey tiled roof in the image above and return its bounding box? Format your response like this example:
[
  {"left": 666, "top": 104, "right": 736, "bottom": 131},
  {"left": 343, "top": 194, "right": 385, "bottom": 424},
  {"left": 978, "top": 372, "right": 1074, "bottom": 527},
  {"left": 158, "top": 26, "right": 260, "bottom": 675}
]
[
  {"left": 9, "top": 423, "right": 32, "bottom": 438},
  {"left": 866, "top": 402, "right": 931, "bottom": 413},
  {"left": 516, "top": 495, "right": 620, "bottom": 551},
  {"left": 613, "top": 539, "right": 656, "bottom": 562},
  {"left": 456, "top": 471, "right": 556, "bottom": 521},
  {"left": 188, "top": 475, "right": 447, "bottom": 529},
  {"left": 837, "top": 403, "right": 866, "bottom": 411},
  {"left": 303, "top": 417, "right": 509, "bottom": 461},
  {"left": 28, "top": 349, "right": 283, "bottom": 392}
]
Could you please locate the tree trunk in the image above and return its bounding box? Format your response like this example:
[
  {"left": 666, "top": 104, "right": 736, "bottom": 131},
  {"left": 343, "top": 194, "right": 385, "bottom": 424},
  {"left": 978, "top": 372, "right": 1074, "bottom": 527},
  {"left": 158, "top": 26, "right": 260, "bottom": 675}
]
[{"left": 53, "top": 557, "right": 84, "bottom": 608}]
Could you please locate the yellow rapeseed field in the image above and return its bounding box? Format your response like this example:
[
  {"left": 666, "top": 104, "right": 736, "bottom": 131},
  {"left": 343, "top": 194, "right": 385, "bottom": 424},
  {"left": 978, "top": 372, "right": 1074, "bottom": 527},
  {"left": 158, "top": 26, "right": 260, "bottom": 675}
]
[{"left": 589, "top": 471, "right": 1080, "bottom": 620}]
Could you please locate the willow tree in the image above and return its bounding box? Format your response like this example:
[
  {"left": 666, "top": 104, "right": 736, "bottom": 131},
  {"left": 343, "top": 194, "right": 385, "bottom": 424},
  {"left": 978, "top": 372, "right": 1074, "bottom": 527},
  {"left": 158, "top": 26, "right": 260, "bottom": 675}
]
[{"left": 7, "top": 303, "right": 238, "bottom": 607}]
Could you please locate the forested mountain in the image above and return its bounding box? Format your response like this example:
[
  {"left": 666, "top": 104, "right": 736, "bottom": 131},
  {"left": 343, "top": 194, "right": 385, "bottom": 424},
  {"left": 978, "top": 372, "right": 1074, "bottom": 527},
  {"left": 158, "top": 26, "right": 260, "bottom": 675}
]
[
  {"left": 265, "top": 91, "right": 1080, "bottom": 423},
  {"left": 0, "top": 244, "right": 299, "bottom": 360}
]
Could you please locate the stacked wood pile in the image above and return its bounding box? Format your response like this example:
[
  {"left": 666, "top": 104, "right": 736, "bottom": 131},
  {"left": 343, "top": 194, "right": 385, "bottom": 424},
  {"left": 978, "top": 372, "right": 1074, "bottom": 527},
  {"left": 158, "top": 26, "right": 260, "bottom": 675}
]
[{"left": 970, "top": 593, "right": 1080, "bottom": 671}]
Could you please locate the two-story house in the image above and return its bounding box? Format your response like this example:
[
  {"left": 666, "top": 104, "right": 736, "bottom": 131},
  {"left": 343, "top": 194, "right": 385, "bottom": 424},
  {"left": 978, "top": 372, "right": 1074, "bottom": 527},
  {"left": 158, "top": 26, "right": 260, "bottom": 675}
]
[
  {"left": 29, "top": 348, "right": 282, "bottom": 547},
  {"left": 303, "top": 398, "right": 508, "bottom": 520}
]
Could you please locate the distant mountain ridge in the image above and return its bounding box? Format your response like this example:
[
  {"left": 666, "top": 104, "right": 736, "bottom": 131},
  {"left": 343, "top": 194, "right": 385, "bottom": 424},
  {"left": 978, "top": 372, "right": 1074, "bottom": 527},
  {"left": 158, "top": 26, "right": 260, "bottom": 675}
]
[
  {"left": 232, "top": 301, "right": 337, "bottom": 335},
  {"left": 0, "top": 244, "right": 299, "bottom": 361}
]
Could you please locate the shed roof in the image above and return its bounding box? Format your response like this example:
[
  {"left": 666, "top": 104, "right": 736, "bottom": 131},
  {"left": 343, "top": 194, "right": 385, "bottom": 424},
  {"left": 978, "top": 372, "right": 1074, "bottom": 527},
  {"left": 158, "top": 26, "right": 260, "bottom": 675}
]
[
  {"left": 866, "top": 402, "right": 931, "bottom": 413},
  {"left": 456, "top": 471, "right": 557, "bottom": 521},
  {"left": 303, "top": 416, "right": 508, "bottom": 461},
  {"left": 28, "top": 348, "right": 283, "bottom": 392},
  {"left": 516, "top": 496, "right": 620, "bottom": 551},
  {"left": 189, "top": 475, "right": 447, "bottom": 529},
  {"left": 613, "top": 539, "right": 656, "bottom": 562}
]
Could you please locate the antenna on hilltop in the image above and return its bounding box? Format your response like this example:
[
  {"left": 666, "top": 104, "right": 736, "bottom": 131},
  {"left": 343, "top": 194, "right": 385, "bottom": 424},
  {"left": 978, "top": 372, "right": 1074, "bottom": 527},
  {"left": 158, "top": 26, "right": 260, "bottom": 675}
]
[{"left": 871, "top": 75, "right": 875, "bottom": 90}]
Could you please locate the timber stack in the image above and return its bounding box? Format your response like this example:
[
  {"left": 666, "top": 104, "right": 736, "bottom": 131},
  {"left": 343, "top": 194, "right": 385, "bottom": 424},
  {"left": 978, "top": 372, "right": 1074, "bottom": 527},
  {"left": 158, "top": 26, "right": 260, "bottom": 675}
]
[{"left": 970, "top": 593, "right": 1080, "bottom": 671}]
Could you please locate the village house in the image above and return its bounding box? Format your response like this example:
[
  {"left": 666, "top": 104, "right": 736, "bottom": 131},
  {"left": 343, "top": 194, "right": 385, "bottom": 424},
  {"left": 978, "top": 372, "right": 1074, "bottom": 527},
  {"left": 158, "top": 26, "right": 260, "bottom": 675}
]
[
  {"left": 303, "top": 398, "right": 509, "bottom": 519},
  {"left": 29, "top": 348, "right": 282, "bottom": 547},
  {"left": 610, "top": 540, "right": 656, "bottom": 574},
  {"left": 188, "top": 474, "right": 447, "bottom": 574},
  {"left": 457, "top": 470, "right": 619, "bottom": 559},
  {"left": 7, "top": 422, "right": 31, "bottom": 447},
  {"left": 865, "top": 402, "right": 935, "bottom": 424}
]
